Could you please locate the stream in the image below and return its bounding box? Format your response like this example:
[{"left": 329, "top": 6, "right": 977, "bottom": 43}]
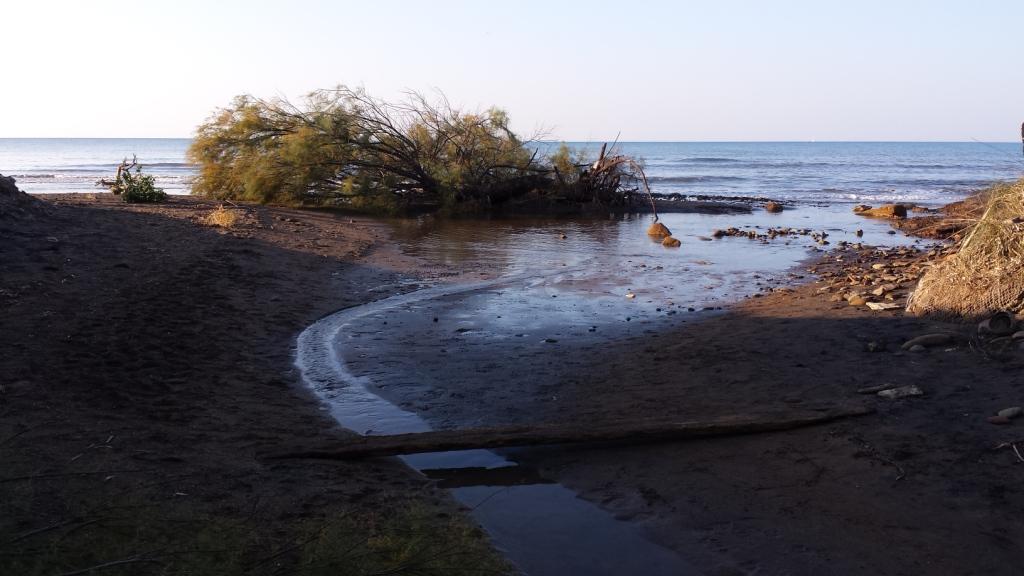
[{"left": 295, "top": 207, "right": 923, "bottom": 575}]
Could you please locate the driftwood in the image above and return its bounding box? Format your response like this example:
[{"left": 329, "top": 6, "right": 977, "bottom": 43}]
[
  {"left": 586, "top": 142, "right": 659, "bottom": 220},
  {"left": 266, "top": 404, "right": 873, "bottom": 461},
  {"left": 96, "top": 155, "right": 138, "bottom": 191}
]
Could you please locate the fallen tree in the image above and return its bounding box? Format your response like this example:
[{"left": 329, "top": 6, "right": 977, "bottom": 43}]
[
  {"left": 188, "top": 86, "right": 653, "bottom": 213},
  {"left": 264, "top": 403, "right": 873, "bottom": 460}
]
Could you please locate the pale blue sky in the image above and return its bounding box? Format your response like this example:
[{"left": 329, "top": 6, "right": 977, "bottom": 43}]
[{"left": 2, "top": 0, "right": 1021, "bottom": 140}]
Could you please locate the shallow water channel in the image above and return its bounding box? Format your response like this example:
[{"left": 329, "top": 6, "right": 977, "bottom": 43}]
[{"left": 296, "top": 206, "right": 923, "bottom": 575}]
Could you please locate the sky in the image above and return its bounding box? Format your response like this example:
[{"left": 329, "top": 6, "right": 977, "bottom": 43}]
[{"left": 1, "top": 0, "right": 1021, "bottom": 141}]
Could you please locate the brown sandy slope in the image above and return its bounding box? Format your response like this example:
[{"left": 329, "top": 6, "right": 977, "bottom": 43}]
[{"left": 0, "top": 194, "right": 508, "bottom": 575}]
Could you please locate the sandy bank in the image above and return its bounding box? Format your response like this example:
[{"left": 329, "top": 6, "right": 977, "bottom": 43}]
[{"left": 0, "top": 193, "right": 508, "bottom": 574}]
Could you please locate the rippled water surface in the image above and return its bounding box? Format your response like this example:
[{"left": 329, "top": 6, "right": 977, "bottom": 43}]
[{"left": 3, "top": 139, "right": 1020, "bottom": 202}]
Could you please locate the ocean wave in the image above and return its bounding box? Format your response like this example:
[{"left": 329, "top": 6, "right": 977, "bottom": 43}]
[
  {"left": 672, "top": 157, "right": 743, "bottom": 163},
  {"left": 874, "top": 178, "right": 992, "bottom": 188},
  {"left": 647, "top": 175, "right": 747, "bottom": 183}
]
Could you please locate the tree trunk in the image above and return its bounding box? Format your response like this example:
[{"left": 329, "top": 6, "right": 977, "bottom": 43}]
[{"left": 265, "top": 404, "right": 873, "bottom": 461}]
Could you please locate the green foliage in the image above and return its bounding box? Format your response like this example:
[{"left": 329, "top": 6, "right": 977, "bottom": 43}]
[
  {"left": 548, "top": 143, "right": 589, "bottom": 187},
  {"left": 113, "top": 167, "right": 167, "bottom": 203},
  {"left": 188, "top": 94, "right": 353, "bottom": 205},
  {"left": 191, "top": 88, "right": 553, "bottom": 211},
  {"left": 188, "top": 86, "right": 647, "bottom": 213}
]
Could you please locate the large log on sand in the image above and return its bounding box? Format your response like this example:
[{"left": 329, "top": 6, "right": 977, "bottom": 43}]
[{"left": 266, "top": 404, "right": 873, "bottom": 461}]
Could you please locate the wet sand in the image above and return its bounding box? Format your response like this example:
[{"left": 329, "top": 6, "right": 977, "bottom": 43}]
[{"left": 5, "top": 192, "right": 1023, "bottom": 575}]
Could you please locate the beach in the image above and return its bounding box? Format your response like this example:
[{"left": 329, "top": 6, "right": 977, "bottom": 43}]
[
  {"left": 0, "top": 193, "right": 508, "bottom": 574},
  {"left": 3, "top": 188, "right": 1023, "bottom": 574}
]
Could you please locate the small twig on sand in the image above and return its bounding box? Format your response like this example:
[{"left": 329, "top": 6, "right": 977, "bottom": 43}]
[
  {"left": 55, "top": 555, "right": 162, "bottom": 576},
  {"left": 852, "top": 436, "right": 906, "bottom": 481},
  {"left": 874, "top": 453, "right": 906, "bottom": 481},
  {"left": 0, "top": 421, "right": 53, "bottom": 448},
  {"left": 993, "top": 440, "right": 1024, "bottom": 463},
  {"left": 0, "top": 468, "right": 151, "bottom": 484}
]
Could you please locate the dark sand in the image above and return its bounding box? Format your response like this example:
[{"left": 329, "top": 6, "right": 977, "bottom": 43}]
[
  {"left": 0, "top": 194, "right": 506, "bottom": 574},
  {"left": 4, "top": 192, "right": 1023, "bottom": 575}
]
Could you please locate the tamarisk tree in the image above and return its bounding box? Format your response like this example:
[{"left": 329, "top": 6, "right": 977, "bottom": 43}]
[{"left": 189, "top": 86, "right": 651, "bottom": 212}]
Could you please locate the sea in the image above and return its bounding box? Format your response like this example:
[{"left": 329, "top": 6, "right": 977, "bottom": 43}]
[{"left": 1, "top": 138, "right": 1021, "bottom": 205}]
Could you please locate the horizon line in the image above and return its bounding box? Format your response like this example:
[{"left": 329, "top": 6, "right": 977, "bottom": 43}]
[{"left": 0, "top": 137, "right": 1019, "bottom": 144}]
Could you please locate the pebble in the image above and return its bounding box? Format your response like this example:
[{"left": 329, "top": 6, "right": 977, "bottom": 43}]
[
  {"left": 997, "top": 406, "right": 1023, "bottom": 419},
  {"left": 988, "top": 415, "right": 1012, "bottom": 425},
  {"left": 878, "top": 385, "right": 924, "bottom": 399},
  {"left": 847, "top": 295, "right": 867, "bottom": 306},
  {"left": 909, "top": 344, "right": 926, "bottom": 353},
  {"left": 858, "top": 382, "right": 897, "bottom": 394},
  {"left": 901, "top": 333, "right": 953, "bottom": 350}
]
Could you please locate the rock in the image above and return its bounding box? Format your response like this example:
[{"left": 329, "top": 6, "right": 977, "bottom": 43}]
[
  {"left": 847, "top": 295, "right": 867, "bottom": 306},
  {"left": 865, "top": 341, "right": 886, "bottom": 352},
  {"left": 711, "top": 229, "right": 726, "bottom": 238},
  {"left": 878, "top": 385, "right": 924, "bottom": 399},
  {"left": 866, "top": 302, "right": 900, "bottom": 311},
  {"left": 764, "top": 201, "right": 784, "bottom": 213},
  {"left": 855, "top": 229, "right": 864, "bottom": 237},
  {"left": 625, "top": 292, "right": 636, "bottom": 299},
  {"left": 697, "top": 236, "right": 713, "bottom": 241},
  {"left": 1012, "top": 331, "right": 1024, "bottom": 341},
  {"left": 662, "top": 236, "right": 682, "bottom": 248},
  {"left": 978, "top": 311, "right": 1016, "bottom": 337},
  {"left": 647, "top": 222, "right": 672, "bottom": 238},
  {"left": 901, "top": 333, "right": 954, "bottom": 350},
  {"left": 853, "top": 204, "right": 872, "bottom": 213},
  {"left": 559, "top": 233, "right": 567, "bottom": 240},
  {"left": 988, "top": 415, "right": 1012, "bottom": 425},
  {"left": 908, "top": 344, "right": 926, "bottom": 353},
  {"left": 855, "top": 204, "right": 908, "bottom": 219},
  {"left": 997, "top": 406, "right": 1023, "bottom": 419}
]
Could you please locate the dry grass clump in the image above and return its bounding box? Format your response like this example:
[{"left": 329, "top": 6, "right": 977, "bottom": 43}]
[
  {"left": 957, "top": 180, "right": 1024, "bottom": 263},
  {"left": 908, "top": 179, "right": 1024, "bottom": 318},
  {"left": 204, "top": 205, "right": 239, "bottom": 228}
]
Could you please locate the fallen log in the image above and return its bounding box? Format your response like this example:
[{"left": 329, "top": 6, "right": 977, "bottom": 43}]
[{"left": 265, "top": 403, "right": 873, "bottom": 461}]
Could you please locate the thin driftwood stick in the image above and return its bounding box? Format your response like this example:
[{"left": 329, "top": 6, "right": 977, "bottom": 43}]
[{"left": 266, "top": 404, "right": 873, "bottom": 461}]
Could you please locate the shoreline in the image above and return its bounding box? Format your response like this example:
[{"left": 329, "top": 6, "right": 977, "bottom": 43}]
[{"left": 4, "top": 190, "right": 1022, "bottom": 574}]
